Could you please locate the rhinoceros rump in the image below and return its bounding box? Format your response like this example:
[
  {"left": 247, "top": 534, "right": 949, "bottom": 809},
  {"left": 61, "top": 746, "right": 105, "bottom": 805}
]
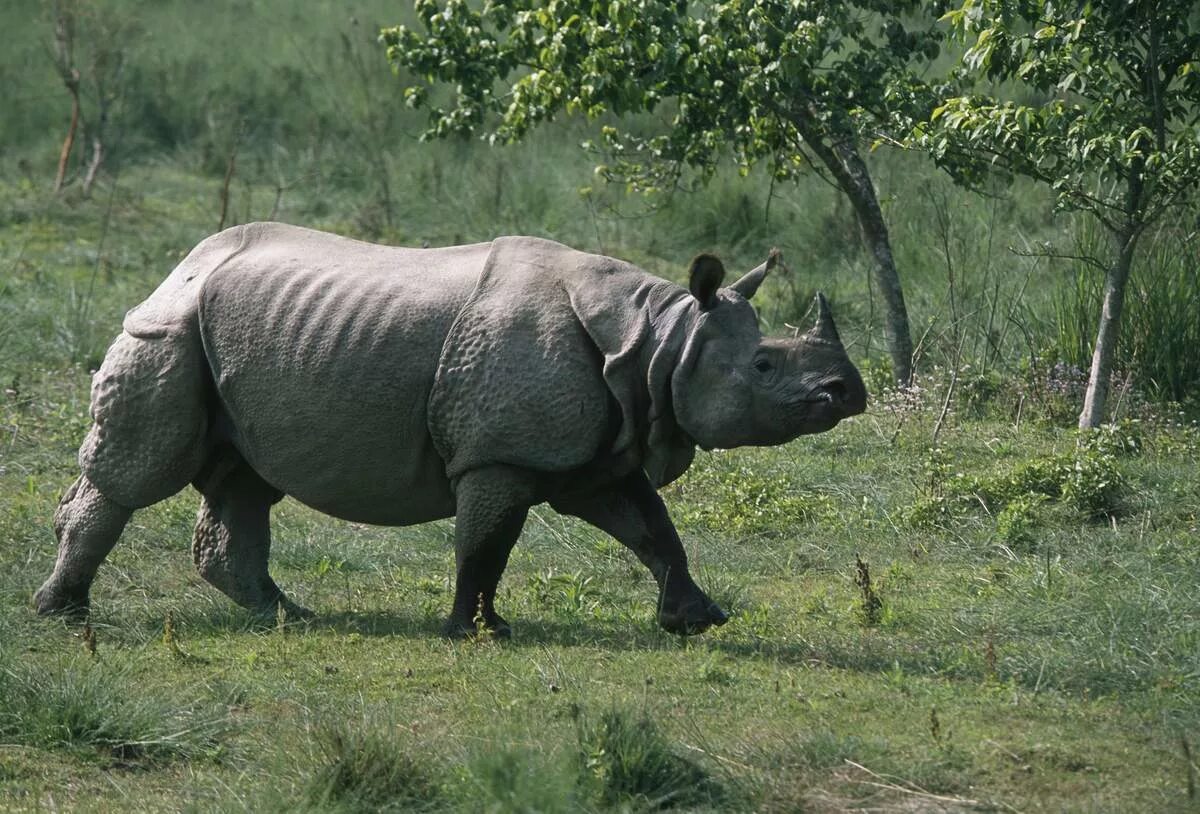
[{"left": 35, "top": 223, "right": 866, "bottom": 637}]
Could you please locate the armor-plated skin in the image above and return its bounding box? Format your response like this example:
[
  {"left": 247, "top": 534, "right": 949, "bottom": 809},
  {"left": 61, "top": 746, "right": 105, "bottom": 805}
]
[{"left": 35, "top": 223, "right": 867, "bottom": 637}]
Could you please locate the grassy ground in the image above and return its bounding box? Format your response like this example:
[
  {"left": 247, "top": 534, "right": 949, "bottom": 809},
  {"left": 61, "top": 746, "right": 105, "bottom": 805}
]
[{"left": 2, "top": 173, "right": 1199, "bottom": 812}]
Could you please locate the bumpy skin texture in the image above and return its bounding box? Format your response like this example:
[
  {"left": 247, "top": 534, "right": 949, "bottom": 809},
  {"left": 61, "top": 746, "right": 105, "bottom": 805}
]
[{"left": 35, "top": 222, "right": 867, "bottom": 636}]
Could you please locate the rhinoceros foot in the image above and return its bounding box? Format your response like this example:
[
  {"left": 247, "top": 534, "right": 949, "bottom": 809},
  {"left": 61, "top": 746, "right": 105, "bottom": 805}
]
[
  {"left": 657, "top": 588, "right": 728, "bottom": 636},
  {"left": 33, "top": 582, "right": 91, "bottom": 620}
]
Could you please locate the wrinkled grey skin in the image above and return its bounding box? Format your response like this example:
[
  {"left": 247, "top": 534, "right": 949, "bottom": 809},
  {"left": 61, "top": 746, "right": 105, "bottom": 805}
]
[{"left": 35, "top": 223, "right": 866, "bottom": 637}]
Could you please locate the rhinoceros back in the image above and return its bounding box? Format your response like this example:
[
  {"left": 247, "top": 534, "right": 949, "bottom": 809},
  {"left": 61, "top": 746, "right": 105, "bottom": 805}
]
[{"left": 196, "top": 223, "right": 487, "bottom": 524}]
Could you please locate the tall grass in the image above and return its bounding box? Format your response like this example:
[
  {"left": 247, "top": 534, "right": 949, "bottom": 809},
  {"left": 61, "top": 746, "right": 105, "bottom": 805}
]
[
  {"left": 0, "top": 651, "right": 232, "bottom": 762},
  {"left": 301, "top": 722, "right": 446, "bottom": 813},
  {"left": 576, "top": 707, "right": 727, "bottom": 810},
  {"left": 1054, "top": 219, "right": 1200, "bottom": 407}
]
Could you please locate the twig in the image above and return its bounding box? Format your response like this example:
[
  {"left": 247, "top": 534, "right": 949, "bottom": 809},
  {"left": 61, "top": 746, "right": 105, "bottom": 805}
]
[
  {"left": 932, "top": 332, "right": 969, "bottom": 445},
  {"left": 72, "top": 162, "right": 121, "bottom": 361},
  {"left": 1010, "top": 244, "right": 1109, "bottom": 273},
  {"left": 678, "top": 742, "right": 754, "bottom": 772},
  {"left": 217, "top": 120, "right": 244, "bottom": 231},
  {"left": 842, "top": 760, "right": 989, "bottom": 808},
  {"left": 1183, "top": 735, "right": 1196, "bottom": 800}
]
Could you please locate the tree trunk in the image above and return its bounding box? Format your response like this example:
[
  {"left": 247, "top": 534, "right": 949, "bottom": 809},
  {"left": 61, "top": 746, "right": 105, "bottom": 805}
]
[
  {"left": 54, "top": 77, "right": 81, "bottom": 194},
  {"left": 799, "top": 128, "right": 915, "bottom": 385},
  {"left": 1078, "top": 227, "right": 1140, "bottom": 429},
  {"left": 82, "top": 135, "right": 104, "bottom": 197}
]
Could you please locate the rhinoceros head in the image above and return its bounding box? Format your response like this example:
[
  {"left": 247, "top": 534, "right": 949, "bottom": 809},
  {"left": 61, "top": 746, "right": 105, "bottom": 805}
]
[{"left": 672, "top": 251, "right": 867, "bottom": 450}]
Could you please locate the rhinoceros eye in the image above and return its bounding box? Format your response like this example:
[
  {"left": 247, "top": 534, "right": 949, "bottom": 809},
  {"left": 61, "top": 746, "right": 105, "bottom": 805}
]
[{"left": 753, "top": 357, "right": 773, "bottom": 374}]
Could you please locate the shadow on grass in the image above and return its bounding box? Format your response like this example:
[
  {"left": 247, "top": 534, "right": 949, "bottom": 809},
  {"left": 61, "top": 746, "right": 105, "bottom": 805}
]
[{"left": 105, "top": 599, "right": 1181, "bottom": 698}]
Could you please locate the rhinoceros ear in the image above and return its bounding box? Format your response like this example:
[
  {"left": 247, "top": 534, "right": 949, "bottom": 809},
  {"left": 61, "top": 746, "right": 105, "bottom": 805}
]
[{"left": 688, "top": 254, "right": 725, "bottom": 310}]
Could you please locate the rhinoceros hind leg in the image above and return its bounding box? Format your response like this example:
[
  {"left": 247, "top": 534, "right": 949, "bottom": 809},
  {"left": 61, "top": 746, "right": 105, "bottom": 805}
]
[
  {"left": 34, "top": 475, "right": 133, "bottom": 617},
  {"left": 444, "top": 466, "right": 537, "bottom": 639},
  {"left": 192, "top": 452, "right": 308, "bottom": 618},
  {"left": 551, "top": 470, "right": 727, "bottom": 636}
]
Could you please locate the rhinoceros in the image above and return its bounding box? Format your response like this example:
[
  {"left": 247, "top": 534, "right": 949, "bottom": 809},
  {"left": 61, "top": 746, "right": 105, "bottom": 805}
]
[{"left": 35, "top": 223, "right": 866, "bottom": 636}]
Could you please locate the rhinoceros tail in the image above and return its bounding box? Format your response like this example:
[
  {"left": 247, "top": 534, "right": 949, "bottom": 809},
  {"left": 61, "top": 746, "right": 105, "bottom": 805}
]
[{"left": 123, "top": 223, "right": 256, "bottom": 339}]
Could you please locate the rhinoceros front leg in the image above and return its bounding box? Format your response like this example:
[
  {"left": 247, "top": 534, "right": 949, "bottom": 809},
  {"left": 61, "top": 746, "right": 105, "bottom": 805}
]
[
  {"left": 445, "top": 465, "right": 538, "bottom": 639},
  {"left": 551, "top": 471, "right": 728, "bottom": 635},
  {"left": 192, "top": 452, "right": 309, "bottom": 619}
]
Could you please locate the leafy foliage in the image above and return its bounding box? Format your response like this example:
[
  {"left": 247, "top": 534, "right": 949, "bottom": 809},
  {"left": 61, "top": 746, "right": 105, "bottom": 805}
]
[
  {"left": 383, "top": 0, "right": 946, "bottom": 382},
  {"left": 923, "top": 1, "right": 1200, "bottom": 226},
  {"left": 385, "top": 0, "right": 940, "bottom": 193}
]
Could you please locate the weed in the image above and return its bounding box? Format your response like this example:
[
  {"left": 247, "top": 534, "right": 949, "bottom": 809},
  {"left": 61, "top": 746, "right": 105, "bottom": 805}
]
[
  {"left": 994, "top": 493, "right": 1048, "bottom": 549},
  {"left": 906, "top": 440, "right": 1130, "bottom": 530},
  {"left": 853, "top": 556, "right": 883, "bottom": 627},
  {"left": 527, "top": 568, "right": 600, "bottom": 618},
  {"left": 80, "top": 621, "right": 96, "bottom": 658},
  {"left": 674, "top": 456, "right": 834, "bottom": 536}
]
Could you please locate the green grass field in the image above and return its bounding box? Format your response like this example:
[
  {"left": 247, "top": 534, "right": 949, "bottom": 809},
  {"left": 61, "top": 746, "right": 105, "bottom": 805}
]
[{"left": 3, "top": 1, "right": 1200, "bottom": 810}]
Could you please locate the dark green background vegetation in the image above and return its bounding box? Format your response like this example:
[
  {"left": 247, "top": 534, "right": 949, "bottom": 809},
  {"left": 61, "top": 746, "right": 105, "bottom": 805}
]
[{"left": 1, "top": 1, "right": 1198, "bottom": 810}]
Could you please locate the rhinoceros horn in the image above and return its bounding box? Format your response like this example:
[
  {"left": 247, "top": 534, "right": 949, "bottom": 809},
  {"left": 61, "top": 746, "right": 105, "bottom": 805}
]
[{"left": 807, "top": 292, "right": 842, "bottom": 345}]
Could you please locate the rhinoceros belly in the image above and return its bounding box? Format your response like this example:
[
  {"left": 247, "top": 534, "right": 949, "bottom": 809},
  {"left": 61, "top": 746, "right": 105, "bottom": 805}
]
[{"left": 198, "top": 232, "right": 486, "bottom": 525}]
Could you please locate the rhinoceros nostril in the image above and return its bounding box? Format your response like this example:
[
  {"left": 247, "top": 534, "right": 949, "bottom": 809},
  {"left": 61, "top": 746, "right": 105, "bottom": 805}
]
[{"left": 820, "top": 380, "right": 848, "bottom": 404}]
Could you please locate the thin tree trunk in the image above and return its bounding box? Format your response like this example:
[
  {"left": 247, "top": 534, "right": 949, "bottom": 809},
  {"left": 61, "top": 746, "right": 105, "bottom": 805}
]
[
  {"left": 51, "top": 5, "right": 80, "bottom": 194},
  {"left": 1078, "top": 227, "right": 1140, "bottom": 428},
  {"left": 54, "top": 75, "right": 81, "bottom": 193},
  {"left": 217, "top": 123, "right": 243, "bottom": 232},
  {"left": 799, "top": 128, "right": 915, "bottom": 385},
  {"left": 82, "top": 135, "right": 104, "bottom": 196}
]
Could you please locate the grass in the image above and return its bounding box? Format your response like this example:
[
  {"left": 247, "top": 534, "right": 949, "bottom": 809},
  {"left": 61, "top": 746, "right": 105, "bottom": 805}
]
[
  {"left": 3, "top": 2, "right": 1200, "bottom": 809},
  {"left": 0, "top": 651, "right": 233, "bottom": 763},
  {"left": 3, "top": 344, "right": 1199, "bottom": 809}
]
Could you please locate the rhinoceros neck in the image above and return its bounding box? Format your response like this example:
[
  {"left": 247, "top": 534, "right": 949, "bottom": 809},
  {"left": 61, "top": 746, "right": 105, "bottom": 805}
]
[{"left": 630, "top": 281, "right": 700, "bottom": 486}]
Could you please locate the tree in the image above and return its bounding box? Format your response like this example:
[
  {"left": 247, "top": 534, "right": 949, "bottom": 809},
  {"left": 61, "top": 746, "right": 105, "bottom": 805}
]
[
  {"left": 918, "top": 1, "right": 1200, "bottom": 428},
  {"left": 383, "top": 0, "right": 942, "bottom": 385},
  {"left": 46, "top": 0, "right": 136, "bottom": 196}
]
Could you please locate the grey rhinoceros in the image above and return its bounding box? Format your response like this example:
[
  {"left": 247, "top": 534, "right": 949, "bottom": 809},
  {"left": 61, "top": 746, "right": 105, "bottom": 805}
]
[{"left": 35, "top": 223, "right": 866, "bottom": 637}]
